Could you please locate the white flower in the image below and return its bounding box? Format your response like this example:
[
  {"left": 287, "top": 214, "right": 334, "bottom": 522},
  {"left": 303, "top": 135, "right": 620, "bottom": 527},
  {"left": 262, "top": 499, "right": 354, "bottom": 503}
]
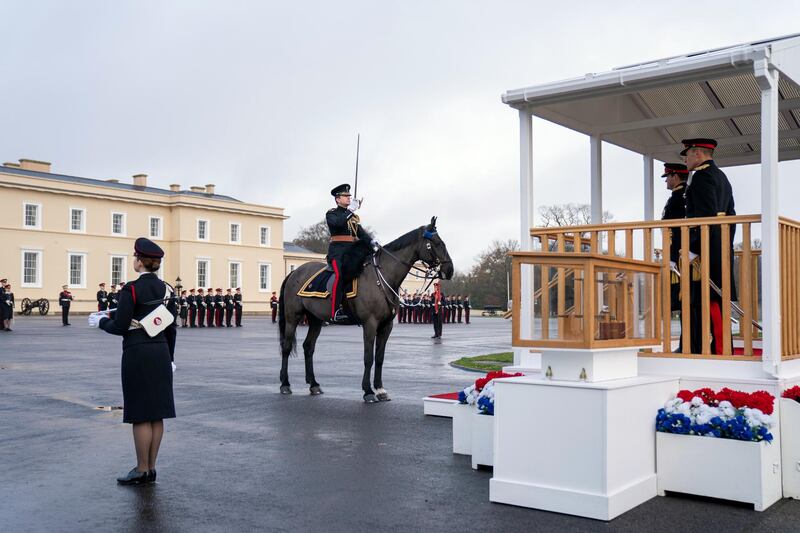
[
  {"left": 691, "top": 396, "right": 704, "bottom": 407},
  {"left": 718, "top": 400, "right": 732, "bottom": 409},
  {"left": 677, "top": 403, "right": 692, "bottom": 415}
]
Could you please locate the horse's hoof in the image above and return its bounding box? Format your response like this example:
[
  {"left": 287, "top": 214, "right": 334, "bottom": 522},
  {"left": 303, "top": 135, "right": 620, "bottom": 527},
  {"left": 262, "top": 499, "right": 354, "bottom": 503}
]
[
  {"left": 376, "top": 392, "right": 391, "bottom": 402},
  {"left": 363, "top": 393, "right": 378, "bottom": 403},
  {"left": 280, "top": 385, "right": 292, "bottom": 395},
  {"left": 310, "top": 386, "right": 323, "bottom": 395}
]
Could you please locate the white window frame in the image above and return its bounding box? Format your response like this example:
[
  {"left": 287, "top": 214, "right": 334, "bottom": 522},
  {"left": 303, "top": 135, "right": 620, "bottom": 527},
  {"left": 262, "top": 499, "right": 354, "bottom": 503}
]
[
  {"left": 148, "top": 215, "right": 163, "bottom": 240},
  {"left": 67, "top": 252, "right": 88, "bottom": 289},
  {"left": 196, "top": 258, "right": 211, "bottom": 288},
  {"left": 23, "top": 202, "right": 42, "bottom": 230},
  {"left": 111, "top": 211, "right": 127, "bottom": 236},
  {"left": 228, "top": 261, "right": 242, "bottom": 289},
  {"left": 197, "top": 219, "right": 210, "bottom": 242},
  {"left": 258, "top": 262, "right": 272, "bottom": 293},
  {"left": 259, "top": 225, "right": 271, "bottom": 247},
  {"left": 69, "top": 207, "right": 86, "bottom": 233},
  {"left": 229, "top": 222, "right": 241, "bottom": 245},
  {"left": 110, "top": 255, "right": 127, "bottom": 287},
  {"left": 20, "top": 249, "right": 43, "bottom": 288}
]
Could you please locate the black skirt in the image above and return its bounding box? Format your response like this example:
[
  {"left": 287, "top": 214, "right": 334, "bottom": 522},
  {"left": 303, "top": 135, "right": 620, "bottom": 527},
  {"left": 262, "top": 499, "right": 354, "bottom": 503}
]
[{"left": 121, "top": 340, "right": 176, "bottom": 424}]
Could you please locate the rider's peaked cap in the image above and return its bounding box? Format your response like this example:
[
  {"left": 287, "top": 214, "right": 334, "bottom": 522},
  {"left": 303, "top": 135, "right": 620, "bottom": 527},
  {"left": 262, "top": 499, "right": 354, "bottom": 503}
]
[
  {"left": 134, "top": 237, "right": 164, "bottom": 259},
  {"left": 661, "top": 163, "right": 689, "bottom": 178},
  {"left": 331, "top": 183, "right": 351, "bottom": 197},
  {"left": 680, "top": 138, "right": 717, "bottom": 156}
]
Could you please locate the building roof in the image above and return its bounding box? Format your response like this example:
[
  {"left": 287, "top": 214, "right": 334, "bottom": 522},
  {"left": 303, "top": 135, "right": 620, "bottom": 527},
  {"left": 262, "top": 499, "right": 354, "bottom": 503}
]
[
  {"left": 0, "top": 165, "right": 242, "bottom": 202},
  {"left": 502, "top": 33, "right": 800, "bottom": 167},
  {"left": 283, "top": 242, "right": 323, "bottom": 255}
]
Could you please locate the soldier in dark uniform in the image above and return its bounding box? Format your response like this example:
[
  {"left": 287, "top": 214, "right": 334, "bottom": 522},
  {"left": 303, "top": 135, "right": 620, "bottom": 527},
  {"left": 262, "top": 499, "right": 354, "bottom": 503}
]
[
  {"left": 179, "top": 290, "right": 188, "bottom": 327},
  {"left": 3, "top": 283, "right": 14, "bottom": 331},
  {"left": 205, "top": 287, "right": 215, "bottom": 327},
  {"left": 197, "top": 288, "right": 206, "bottom": 327},
  {"left": 457, "top": 295, "right": 463, "bottom": 323},
  {"left": 234, "top": 288, "right": 243, "bottom": 327},
  {"left": 463, "top": 295, "right": 471, "bottom": 324},
  {"left": 326, "top": 183, "right": 378, "bottom": 322},
  {"left": 96, "top": 237, "right": 177, "bottom": 485},
  {"left": 97, "top": 283, "right": 108, "bottom": 312},
  {"left": 109, "top": 286, "right": 118, "bottom": 310},
  {"left": 224, "top": 289, "right": 234, "bottom": 327},
  {"left": 59, "top": 285, "right": 73, "bottom": 325},
  {"left": 681, "top": 138, "right": 737, "bottom": 355},
  {"left": 187, "top": 289, "right": 197, "bottom": 327},
  {"left": 661, "top": 163, "right": 689, "bottom": 321},
  {"left": 431, "top": 282, "right": 444, "bottom": 339},
  {"left": 270, "top": 291, "right": 278, "bottom": 323},
  {"left": 214, "top": 288, "right": 224, "bottom": 327}
]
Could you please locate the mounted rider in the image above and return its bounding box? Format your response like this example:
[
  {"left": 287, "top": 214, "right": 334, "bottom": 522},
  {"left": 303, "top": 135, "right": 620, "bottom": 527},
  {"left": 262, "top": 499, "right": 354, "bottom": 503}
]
[{"left": 326, "top": 183, "right": 379, "bottom": 322}]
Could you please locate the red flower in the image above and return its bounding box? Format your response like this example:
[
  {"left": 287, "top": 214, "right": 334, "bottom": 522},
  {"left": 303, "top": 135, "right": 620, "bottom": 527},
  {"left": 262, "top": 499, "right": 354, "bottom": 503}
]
[
  {"left": 676, "top": 390, "right": 694, "bottom": 403},
  {"left": 747, "top": 390, "right": 775, "bottom": 415},
  {"left": 474, "top": 371, "right": 523, "bottom": 392},
  {"left": 783, "top": 385, "right": 800, "bottom": 402},
  {"left": 692, "top": 388, "right": 718, "bottom": 405}
]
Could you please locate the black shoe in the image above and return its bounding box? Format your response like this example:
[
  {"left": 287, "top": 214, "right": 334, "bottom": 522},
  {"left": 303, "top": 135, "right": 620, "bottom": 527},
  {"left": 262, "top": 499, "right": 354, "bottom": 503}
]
[
  {"left": 147, "top": 470, "right": 157, "bottom": 483},
  {"left": 117, "top": 468, "right": 148, "bottom": 485}
]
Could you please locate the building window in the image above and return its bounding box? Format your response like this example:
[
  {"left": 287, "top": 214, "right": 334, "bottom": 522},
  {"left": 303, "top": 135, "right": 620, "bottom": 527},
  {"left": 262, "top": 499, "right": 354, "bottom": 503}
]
[
  {"left": 229, "top": 262, "right": 241, "bottom": 288},
  {"left": 111, "top": 212, "right": 126, "bottom": 236},
  {"left": 149, "top": 216, "right": 163, "bottom": 239},
  {"left": 68, "top": 253, "right": 87, "bottom": 288},
  {"left": 21, "top": 250, "right": 42, "bottom": 287},
  {"left": 23, "top": 202, "right": 41, "bottom": 229},
  {"left": 259, "top": 226, "right": 270, "bottom": 246},
  {"left": 197, "top": 219, "right": 209, "bottom": 241},
  {"left": 197, "top": 259, "right": 210, "bottom": 288},
  {"left": 70, "top": 208, "right": 85, "bottom": 233},
  {"left": 230, "top": 223, "right": 241, "bottom": 244},
  {"left": 259, "top": 263, "right": 271, "bottom": 292},
  {"left": 110, "top": 256, "right": 126, "bottom": 286}
]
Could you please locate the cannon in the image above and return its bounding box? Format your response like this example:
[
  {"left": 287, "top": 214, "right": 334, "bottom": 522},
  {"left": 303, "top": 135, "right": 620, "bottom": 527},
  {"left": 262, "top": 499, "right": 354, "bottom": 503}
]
[{"left": 20, "top": 297, "right": 49, "bottom": 316}]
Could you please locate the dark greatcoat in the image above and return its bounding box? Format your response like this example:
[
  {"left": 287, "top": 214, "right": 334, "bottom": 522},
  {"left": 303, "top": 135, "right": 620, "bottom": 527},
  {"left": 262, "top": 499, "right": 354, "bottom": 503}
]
[
  {"left": 326, "top": 206, "right": 373, "bottom": 280},
  {"left": 99, "top": 273, "right": 177, "bottom": 424},
  {"left": 662, "top": 182, "right": 687, "bottom": 311}
]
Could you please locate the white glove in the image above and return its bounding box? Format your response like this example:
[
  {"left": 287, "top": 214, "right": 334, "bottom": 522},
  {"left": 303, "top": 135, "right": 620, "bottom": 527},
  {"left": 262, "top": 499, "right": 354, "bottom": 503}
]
[
  {"left": 171, "top": 362, "right": 177, "bottom": 372},
  {"left": 689, "top": 252, "right": 698, "bottom": 261},
  {"left": 347, "top": 198, "right": 360, "bottom": 212},
  {"left": 669, "top": 261, "right": 677, "bottom": 270},
  {"left": 371, "top": 239, "right": 380, "bottom": 252},
  {"left": 88, "top": 312, "right": 106, "bottom": 328}
]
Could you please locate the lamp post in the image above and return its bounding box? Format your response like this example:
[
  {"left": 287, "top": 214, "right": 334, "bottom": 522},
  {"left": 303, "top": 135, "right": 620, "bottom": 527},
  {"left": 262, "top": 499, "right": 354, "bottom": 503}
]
[{"left": 175, "top": 276, "right": 183, "bottom": 293}]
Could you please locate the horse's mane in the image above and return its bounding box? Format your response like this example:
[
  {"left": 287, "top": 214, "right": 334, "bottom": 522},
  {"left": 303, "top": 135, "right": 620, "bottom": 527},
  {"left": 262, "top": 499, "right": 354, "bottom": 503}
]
[{"left": 383, "top": 227, "right": 422, "bottom": 252}]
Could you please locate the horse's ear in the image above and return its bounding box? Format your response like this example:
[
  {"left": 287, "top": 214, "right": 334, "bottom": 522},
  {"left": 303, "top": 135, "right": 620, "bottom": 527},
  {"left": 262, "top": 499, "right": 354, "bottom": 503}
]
[{"left": 430, "top": 216, "right": 437, "bottom": 229}]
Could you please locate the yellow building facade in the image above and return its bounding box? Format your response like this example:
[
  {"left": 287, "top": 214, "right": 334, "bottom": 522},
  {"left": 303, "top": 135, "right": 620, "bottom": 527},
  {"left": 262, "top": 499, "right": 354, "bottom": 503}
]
[{"left": 0, "top": 158, "right": 321, "bottom": 313}]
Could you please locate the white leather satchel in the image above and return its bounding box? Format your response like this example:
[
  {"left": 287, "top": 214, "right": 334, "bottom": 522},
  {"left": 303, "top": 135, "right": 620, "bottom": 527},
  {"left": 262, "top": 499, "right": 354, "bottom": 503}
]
[{"left": 136, "top": 287, "right": 175, "bottom": 337}]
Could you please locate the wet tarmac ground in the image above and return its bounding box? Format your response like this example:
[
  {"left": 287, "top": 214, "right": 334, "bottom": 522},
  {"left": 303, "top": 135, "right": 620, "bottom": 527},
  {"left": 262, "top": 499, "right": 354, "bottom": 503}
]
[{"left": 2, "top": 316, "right": 800, "bottom": 532}]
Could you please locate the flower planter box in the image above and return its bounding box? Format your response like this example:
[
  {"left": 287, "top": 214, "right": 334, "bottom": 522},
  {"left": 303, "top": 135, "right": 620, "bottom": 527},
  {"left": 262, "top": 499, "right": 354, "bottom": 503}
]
[
  {"left": 471, "top": 412, "right": 494, "bottom": 469},
  {"left": 423, "top": 394, "right": 459, "bottom": 418},
  {"left": 781, "top": 398, "right": 800, "bottom": 499},
  {"left": 656, "top": 432, "right": 781, "bottom": 511},
  {"left": 452, "top": 403, "right": 474, "bottom": 455}
]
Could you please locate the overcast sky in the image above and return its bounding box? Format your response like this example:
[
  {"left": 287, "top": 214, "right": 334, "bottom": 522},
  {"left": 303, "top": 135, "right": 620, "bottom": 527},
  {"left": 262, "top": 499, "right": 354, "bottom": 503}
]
[{"left": 3, "top": 1, "right": 800, "bottom": 270}]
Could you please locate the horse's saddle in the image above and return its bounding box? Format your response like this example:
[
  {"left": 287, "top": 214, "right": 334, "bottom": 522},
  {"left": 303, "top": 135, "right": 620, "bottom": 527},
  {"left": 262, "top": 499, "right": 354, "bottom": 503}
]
[{"left": 297, "top": 266, "right": 358, "bottom": 299}]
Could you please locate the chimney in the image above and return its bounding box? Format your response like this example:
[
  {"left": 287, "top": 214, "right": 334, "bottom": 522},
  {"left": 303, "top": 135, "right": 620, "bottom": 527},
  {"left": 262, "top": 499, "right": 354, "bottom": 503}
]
[
  {"left": 190, "top": 186, "right": 205, "bottom": 193},
  {"left": 205, "top": 183, "right": 215, "bottom": 195},
  {"left": 169, "top": 184, "right": 180, "bottom": 192},
  {"left": 106, "top": 179, "right": 120, "bottom": 183},
  {"left": 19, "top": 159, "right": 51, "bottom": 172},
  {"left": 132, "top": 174, "right": 148, "bottom": 187}
]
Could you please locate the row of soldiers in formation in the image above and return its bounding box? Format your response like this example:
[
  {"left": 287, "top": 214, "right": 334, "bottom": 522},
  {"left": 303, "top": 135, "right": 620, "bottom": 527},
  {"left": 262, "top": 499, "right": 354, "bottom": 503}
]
[{"left": 397, "top": 292, "right": 471, "bottom": 324}]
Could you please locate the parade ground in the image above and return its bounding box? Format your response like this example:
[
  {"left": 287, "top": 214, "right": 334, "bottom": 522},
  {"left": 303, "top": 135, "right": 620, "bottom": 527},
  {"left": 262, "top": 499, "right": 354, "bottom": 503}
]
[{"left": 2, "top": 316, "right": 800, "bottom": 532}]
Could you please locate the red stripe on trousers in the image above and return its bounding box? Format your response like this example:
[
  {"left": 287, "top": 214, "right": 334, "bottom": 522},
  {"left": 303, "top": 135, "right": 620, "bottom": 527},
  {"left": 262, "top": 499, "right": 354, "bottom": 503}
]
[
  {"left": 710, "top": 301, "right": 723, "bottom": 355},
  {"left": 331, "top": 259, "right": 340, "bottom": 318}
]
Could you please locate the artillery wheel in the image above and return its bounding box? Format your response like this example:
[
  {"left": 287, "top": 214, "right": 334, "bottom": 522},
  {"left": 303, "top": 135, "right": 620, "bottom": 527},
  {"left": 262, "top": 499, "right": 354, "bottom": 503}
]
[
  {"left": 39, "top": 299, "right": 49, "bottom": 315},
  {"left": 21, "top": 298, "right": 32, "bottom": 316}
]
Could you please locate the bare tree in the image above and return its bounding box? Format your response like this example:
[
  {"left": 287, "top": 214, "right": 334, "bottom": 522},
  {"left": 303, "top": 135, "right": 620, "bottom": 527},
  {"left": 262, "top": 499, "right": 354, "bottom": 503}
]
[{"left": 538, "top": 203, "right": 613, "bottom": 227}]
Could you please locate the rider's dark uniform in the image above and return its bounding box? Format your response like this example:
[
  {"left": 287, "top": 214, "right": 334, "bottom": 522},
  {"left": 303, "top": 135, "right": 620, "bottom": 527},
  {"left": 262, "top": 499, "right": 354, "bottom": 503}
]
[
  {"left": 326, "top": 183, "right": 373, "bottom": 319},
  {"left": 661, "top": 163, "right": 688, "bottom": 312}
]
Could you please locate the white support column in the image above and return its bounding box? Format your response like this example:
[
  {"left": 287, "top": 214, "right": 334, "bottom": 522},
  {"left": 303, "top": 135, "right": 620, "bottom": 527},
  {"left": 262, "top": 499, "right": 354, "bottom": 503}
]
[
  {"left": 518, "top": 110, "right": 534, "bottom": 356},
  {"left": 755, "top": 59, "right": 781, "bottom": 374},
  {"left": 643, "top": 155, "right": 654, "bottom": 221},
  {"left": 590, "top": 135, "right": 603, "bottom": 224}
]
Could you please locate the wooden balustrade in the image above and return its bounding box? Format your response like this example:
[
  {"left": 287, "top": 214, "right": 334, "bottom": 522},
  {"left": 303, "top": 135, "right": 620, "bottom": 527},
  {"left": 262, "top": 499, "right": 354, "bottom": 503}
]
[{"left": 780, "top": 217, "right": 800, "bottom": 359}]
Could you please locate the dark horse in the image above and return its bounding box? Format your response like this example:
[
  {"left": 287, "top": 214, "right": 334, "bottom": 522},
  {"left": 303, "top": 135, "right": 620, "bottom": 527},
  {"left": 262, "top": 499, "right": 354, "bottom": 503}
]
[{"left": 278, "top": 217, "right": 454, "bottom": 402}]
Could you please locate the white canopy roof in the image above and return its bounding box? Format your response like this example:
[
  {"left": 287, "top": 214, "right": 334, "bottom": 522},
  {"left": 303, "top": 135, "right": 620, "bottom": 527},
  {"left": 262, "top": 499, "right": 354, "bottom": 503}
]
[{"left": 502, "top": 34, "right": 800, "bottom": 166}]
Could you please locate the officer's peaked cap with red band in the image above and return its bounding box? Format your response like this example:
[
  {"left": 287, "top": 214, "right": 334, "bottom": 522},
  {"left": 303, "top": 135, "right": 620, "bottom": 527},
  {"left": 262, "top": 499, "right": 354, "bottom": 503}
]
[
  {"left": 662, "top": 163, "right": 689, "bottom": 178},
  {"left": 134, "top": 237, "right": 164, "bottom": 259},
  {"left": 680, "top": 138, "right": 718, "bottom": 156},
  {"left": 331, "top": 183, "right": 351, "bottom": 197}
]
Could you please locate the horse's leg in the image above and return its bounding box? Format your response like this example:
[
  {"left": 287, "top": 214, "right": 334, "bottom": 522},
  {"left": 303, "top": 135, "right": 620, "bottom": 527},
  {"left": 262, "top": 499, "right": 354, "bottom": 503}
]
[
  {"left": 279, "top": 318, "right": 298, "bottom": 395},
  {"left": 373, "top": 318, "right": 394, "bottom": 402},
  {"left": 303, "top": 316, "right": 324, "bottom": 395},
  {"left": 362, "top": 321, "right": 378, "bottom": 402}
]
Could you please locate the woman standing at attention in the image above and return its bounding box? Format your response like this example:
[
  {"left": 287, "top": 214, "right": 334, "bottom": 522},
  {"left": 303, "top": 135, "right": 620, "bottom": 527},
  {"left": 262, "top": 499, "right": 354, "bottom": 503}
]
[{"left": 93, "top": 237, "right": 177, "bottom": 485}]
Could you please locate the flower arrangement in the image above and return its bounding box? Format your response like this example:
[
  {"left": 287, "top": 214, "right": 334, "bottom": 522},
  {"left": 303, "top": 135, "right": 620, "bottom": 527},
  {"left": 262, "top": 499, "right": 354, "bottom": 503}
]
[
  {"left": 457, "top": 370, "right": 522, "bottom": 415},
  {"left": 656, "top": 387, "right": 775, "bottom": 442},
  {"left": 782, "top": 385, "right": 800, "bottom": 404}
]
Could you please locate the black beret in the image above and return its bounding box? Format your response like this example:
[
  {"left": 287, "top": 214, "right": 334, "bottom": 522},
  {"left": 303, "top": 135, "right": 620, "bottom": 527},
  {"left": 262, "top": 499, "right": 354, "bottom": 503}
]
[
  {"left": 134, "top": 237, "right": 164, "bottom": 259},
  {"left": 661, "top": 163, "right": 689, "bottom": 178},
  {"left": 331, "top": 183, "right": 351, "bottom": 196},
  {"left": 680, "top": 138, "right": 717, "bottom": 156}
]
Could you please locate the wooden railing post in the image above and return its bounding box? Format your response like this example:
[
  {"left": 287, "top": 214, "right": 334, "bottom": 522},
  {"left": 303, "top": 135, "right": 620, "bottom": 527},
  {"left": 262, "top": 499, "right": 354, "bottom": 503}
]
[
  {"left": 662, "top": 229, "right": 672, "bottom": 354},
  {"left": 680, "top": 226, "right": 691, "bottom": 354},
  {"left": 700, "top": 225, "right": 711, "bottom": 355},
  {"left": 741, "top": 224, "right": 753, "bottom": 356},
  {"left": 721, "top": 224, "right": 732, "bottom": 355}
]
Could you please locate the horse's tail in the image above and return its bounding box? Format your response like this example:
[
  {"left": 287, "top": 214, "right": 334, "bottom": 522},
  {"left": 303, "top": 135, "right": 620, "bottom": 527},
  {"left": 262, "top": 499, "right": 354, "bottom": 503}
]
[{"left": 278, "top": 273, "right": 296, "bottom": 355}]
